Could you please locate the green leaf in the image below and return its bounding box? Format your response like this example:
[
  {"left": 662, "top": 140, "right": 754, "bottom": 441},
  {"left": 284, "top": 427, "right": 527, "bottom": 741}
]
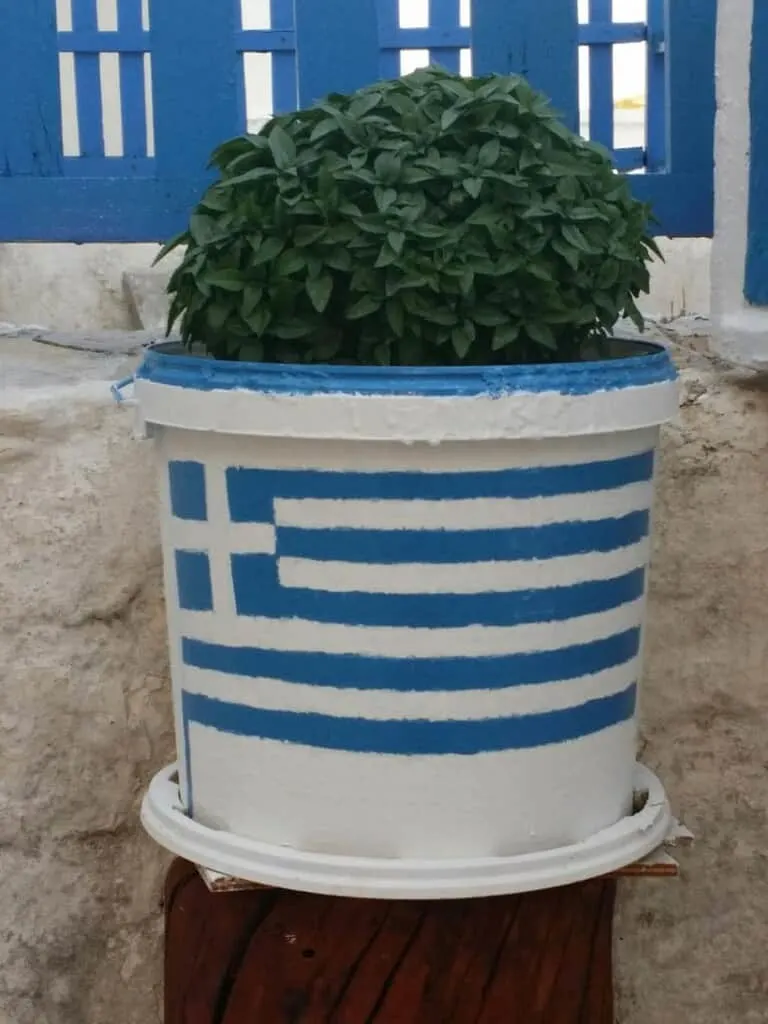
[
  {"left": 642, "top": 235, "right": 664, "bottom": 260},
  {"left": 199, "top": 188, "right": 231, "bottom": 212},
  {"left": 203, "top": 269, "right": 245, "bottom": 292},
  {"left": 451, "top": 324, "right": 473, "bottom": 359},
  {"left": 472, "top": 307, "right": 508, "bottom": 327},
  {"left": 552, "top": 237, "right": 580, "bottom": 271},
  {"left": 346, "top": 294, "right": 381, "bottom": 319},
  {"left": 306, "top": 272, "right": 333, "bottom": 313},
  {"left": 294, "top": 225, "right": 326, "bottom": 247},
  {"left": 153, "top": 231, "right": 188, "bottom": 265},
  {"left": 220, "top": 166, "right": 277, "bottom": 188},
  {"left": 624, "top": 297, "right": 645, "bottom": 331},
  {"left": 241, "top": 285, "right": 264, "bottom": 316},
  {"left": 374, "top": 187, "right": 398, "bottom": 213},
  {"left": 492, "top": 323, "right": 520, "bottom": 350},
  {"left": 387, "top": 231, "right": 405, "bottom": 255},
  {"left": 385, "top": 298, "right": 405, "bottom": 337},
  {"left": 561, "top": 224, "right": 592, "bottom": 253},
  {"left": 374, "top": 151, "right": 402, "bottom": 184},
  {"left": 249, "top": 236, "right": 284, "bottom": 265},
  {"left": 276, "top": 249, "right": 306, "bottom": 276},
  {"left": 189, "top": 213, "right": 217, "bottom": 245},
  {"left": 310, "top": 118, "right": 339, "bottom": 142},
  {"left": 349, "top": 92, "right": 382, "bottom": 118},
  {"left": 375, "top": 244, "right": 399, "bottom": 268},
  {"left": 478, "top": 139, "right": 501, "bottom": 168},
  {"left": 268, "top": 124, "right": 296, "bottom": 170},
  {"left": 163, "top": 66, "right": 655, "bottom": 365},
  {"left": 206, "top": 303, "right": 230, "bottom": 329},
  {"left": 526, "top": 321, "right": 558, "bottom": 350},
  {"left": 415, "top": 306, "right": 457, "bottom": 327},
  {"left": 244, "top": 307, "right": 271, "bottom": 336},
  {"left": 325, "top": 247, "right": 353, "bottom": 271},
  {"left": 596, "top": 259, "right": 620, "bottom": 289},
  {"left": 271, "top": 320, "right": 314, "bottom": 339}
]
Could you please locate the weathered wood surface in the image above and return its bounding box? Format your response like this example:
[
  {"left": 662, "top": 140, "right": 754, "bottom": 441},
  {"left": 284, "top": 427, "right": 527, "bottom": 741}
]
[{"left": 165, "top": 859, "right": 615, "bottom": 1023}]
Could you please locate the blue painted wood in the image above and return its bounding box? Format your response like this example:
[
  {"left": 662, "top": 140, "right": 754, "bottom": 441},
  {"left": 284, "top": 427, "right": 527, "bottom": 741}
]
[
  {"left": 0, "top": 0, "right": 62, "bottom": 175},
  {"left": 61, "top": 156, "right": 154, "bottom": 176},
  {"left": 376, "top": 0, "right": 401, "bottom": 79},
  {"left": 294, "top": 0, "right": 380, "bottom": 108},
  {"left": 658, "top": 0, "right": 716, "bottom": 235},
  {"left": 0, "top": 0, "right": 717, "bottom": 240},
  {"left": 152, "top": 0, "right": 242, "bottom": 177},
  {"left": 745, "top": 2, "right": 768, "bottom": 305},
  {"left": 71, "top": 0, "right": 105, "bottom": 158},
  {"left": 588, "top": 0, "right": 614, "bottom": 152},
  {"left": 381, "top": 26, "right": 470, "bottom": 50},
  {"left": 428, "top": 0, "right": 461, "bottom": 73},
  {"left": 614, "top": 148, "right": 645, "bottom": 173},
  {"left": 0, "top": 161, "right": 712, "bottom": 243},
  {"left": 580, "top": 22, "right": 645, "bottom": 45},
  {"left": 269, "top": 0, "right": 298, "bottom": 115},
  {"left": 471, "top": 0, "right": 579, "bottom": 132},
  {"left": 237, "top": 28, "right": 296, "bottom": 52},
  {"left": 645, "top": 0, "right": 666, "bottom": 172},
  {"left": 630, "top": 171, "right": 713, "bottom": 237},
  {"left": 379, "top": 24, "right": 644, "bottom": 50},
  {"left": 665, "top": 0, "right": 716, "bottom": 176},
  {"left": 57, "top": 29, "right": 150, "bottom": 52},
  {"left": 118, "top": 0, "right": 147, "bottom": 157}
]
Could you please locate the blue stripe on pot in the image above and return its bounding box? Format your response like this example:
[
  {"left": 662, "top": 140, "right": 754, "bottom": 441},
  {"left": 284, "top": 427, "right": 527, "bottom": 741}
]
[
  {"left": 168, "top": 460, "right": 207, "bottom": 521},
  {"left": 228, "top": 554, "right": 645, "bottom": 628},
  {"left": 137, "top": 342, "right": 676, "bottom": 396},
  {"left": 181, "top": 683, "right": 637, "bottom": 756},
  {"left": 181, "top": 627, "right": 641, "bottom": 691},
  {"left": 275, "top": 511, "right": 649, "bottom": 564},
  {"left": 175, "top": 550, "right": 213, "bottom": 611},
  {"left": 226, "top": 452, "right": 655, "bottom": 522}
]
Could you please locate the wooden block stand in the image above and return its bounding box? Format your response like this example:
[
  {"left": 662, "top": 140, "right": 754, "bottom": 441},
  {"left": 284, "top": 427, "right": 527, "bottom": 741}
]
[{"left": 165, "top": 859, "right": 616, "bottom": 1022}]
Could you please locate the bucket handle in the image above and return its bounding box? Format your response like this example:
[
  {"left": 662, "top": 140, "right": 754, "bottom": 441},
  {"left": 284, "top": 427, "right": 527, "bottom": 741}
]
[
  {"left": 111, "top": 375, "right": 135, "bottom": 405},
  {"left": 110, "top": 375, "right": 149, "bottom": 438}
]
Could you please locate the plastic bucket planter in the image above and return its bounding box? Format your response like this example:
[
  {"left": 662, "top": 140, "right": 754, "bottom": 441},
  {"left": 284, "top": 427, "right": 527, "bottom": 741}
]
[{"left": 137, "top": 339, "right": 678, "bottom": 898}]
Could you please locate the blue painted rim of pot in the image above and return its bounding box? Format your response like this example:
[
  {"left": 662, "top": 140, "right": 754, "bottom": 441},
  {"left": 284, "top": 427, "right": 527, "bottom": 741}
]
[{"left": 136, "top": 340, "right": 677, "bottom": 397}]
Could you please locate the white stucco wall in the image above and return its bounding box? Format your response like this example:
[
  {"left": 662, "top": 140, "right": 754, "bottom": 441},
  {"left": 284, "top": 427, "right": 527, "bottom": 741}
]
[
  {"left": 0, "top": 238, "right": 712, "bottom": 334},
  {"left": 710, "top": 0, "right": 768, "bottom": 367}
]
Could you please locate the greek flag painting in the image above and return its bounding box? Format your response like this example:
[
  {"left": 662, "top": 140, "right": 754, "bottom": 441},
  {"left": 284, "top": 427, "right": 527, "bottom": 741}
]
[{"left": 163, "top": 435, "right": 654, "bottom": 848}]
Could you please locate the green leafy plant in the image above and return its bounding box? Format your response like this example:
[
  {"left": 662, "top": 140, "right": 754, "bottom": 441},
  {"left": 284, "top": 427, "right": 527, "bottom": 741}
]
[{"left": 159, "top": 67, "right": 660, "bottom": 366}]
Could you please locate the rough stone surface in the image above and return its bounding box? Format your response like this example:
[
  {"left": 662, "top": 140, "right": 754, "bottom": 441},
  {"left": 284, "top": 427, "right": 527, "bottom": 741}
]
[
  {"left": 2, "top": 331, "right": 768, "bottom": 1023},
  {"left": 0, "top": 338, "right": 173, "bottom": 1024},
  {"left": 123, "top": 269, "right": 176, "bottom": 334},
  {"left": 615, "top": 340, "right": 768, "bottom": 1024}
]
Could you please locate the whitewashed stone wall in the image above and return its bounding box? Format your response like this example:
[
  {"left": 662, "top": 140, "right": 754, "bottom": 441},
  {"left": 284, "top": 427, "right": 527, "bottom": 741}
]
[
  {"left": 2, "top": 331, "right": 768, "bottom": 1024},
  {"left": 0, "top": 342, "right": 173, "bottom": 1024}
]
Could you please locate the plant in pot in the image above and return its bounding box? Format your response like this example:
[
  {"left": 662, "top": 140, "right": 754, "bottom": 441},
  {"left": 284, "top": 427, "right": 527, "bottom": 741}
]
[{"left": 137, "top": 68, "right": 677, "bottom": 898}]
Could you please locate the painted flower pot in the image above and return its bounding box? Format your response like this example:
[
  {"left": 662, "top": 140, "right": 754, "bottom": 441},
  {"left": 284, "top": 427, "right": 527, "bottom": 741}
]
[{"left": 137, "top": 339, "right": 677, "bottom": 898}]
